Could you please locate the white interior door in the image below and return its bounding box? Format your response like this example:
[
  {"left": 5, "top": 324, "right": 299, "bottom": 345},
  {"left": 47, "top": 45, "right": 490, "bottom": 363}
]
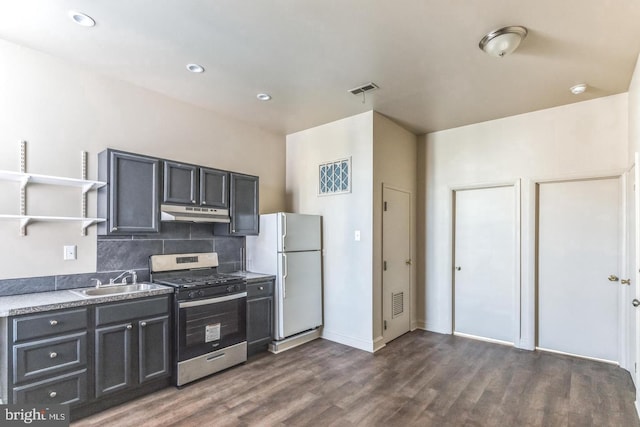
[
  {"left": 537, "top": 177, "right": 621, "bottom": 362},
  {"left": 382, "top": 186, "right": 411, "bottom": 343},
  {"left": 634, "top": 155, "right": 640, "bottom": 386},
  {"left": 627, "top": 167, "right": 637, "bottom": 378},
  {"left": 454, "top": 185, "right": 517, "bottom": 344}
]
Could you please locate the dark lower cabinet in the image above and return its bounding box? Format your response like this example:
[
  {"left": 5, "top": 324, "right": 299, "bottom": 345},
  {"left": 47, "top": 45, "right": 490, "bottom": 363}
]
[
  {"left": 95, "top": 323, "right": 132, "bottom": 397},
  {"left": 247, "top": 279, "right": 274, "bottom": 356},
  {"left": 0, "top": 295, "right": 171, "bottom": 420},
  {"left": 138, "top": 316, "right": 170, "bottom": 384},
  {"left": 94, "top": 297, "right": 170, "bottom": 398}
]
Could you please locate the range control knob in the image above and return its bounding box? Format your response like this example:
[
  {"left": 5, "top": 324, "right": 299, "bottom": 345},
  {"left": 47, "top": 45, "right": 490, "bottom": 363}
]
[
  {"left": 226, "top": 286, "right": 234, "bottom": 293},
  {"left": 198, "top": 290, "right": 205, "bottom": 297},
  {"left": 188, "top": 291, "right": 196, "bottom": 299}
]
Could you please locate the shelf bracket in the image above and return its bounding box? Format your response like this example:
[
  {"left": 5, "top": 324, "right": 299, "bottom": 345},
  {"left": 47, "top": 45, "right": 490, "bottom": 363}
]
[
  {"left": 19, "top": 141, "right": 27, "bottom": 235},
  {"left": 19, "top": 217, "right": 31, "bottom": 237},
  {"left": 81, "top": 151, "right": 87, "bottom": 236}
]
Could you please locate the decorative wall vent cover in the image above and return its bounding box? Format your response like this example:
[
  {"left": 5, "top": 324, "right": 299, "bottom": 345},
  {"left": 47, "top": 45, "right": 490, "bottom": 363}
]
[
  {"left": 392, "top": 292, "right": 404, "bottom": 318},
  {"left": 319, "top": 157, "right": 351, "bottom": 196}
]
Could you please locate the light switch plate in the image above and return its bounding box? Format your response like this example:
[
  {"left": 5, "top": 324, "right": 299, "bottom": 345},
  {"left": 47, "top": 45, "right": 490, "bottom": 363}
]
[
  {"left": 354, "top": 230, "right": 361, "bottom": 241},
  {"left": 64, "top": 245, "right": 77, "bottom": 261}
]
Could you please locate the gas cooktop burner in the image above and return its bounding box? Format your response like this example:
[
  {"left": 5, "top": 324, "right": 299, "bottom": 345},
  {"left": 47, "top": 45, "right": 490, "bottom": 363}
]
[{"left": 155, "top": 273, "right": 242, "bottom": 288}]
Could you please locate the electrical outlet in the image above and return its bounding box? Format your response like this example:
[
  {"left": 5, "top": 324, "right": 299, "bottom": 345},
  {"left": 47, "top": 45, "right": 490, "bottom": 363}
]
[{"left": 63, "top": 245, "right": 77, "bottom": 261}]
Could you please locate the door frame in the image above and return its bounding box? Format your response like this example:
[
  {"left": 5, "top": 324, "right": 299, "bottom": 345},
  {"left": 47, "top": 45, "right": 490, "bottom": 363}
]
[
  {"left": 532, "top": 170, "right": 627, "bottom": 366},
  {"left": 381, "top": 184, "right": 413, "bottom": 344},
  {"left": 450, "top": 180, "right": 521, "bottom": 347}
]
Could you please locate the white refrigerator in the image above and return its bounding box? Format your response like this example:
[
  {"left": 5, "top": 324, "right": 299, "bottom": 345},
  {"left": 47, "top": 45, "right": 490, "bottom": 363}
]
[{"left": 246, "top": 213, "right": 322, "bottom": 341}]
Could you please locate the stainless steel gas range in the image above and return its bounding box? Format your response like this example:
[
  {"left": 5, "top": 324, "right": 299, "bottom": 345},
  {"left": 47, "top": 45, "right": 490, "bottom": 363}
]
[{"left": 149, "top": 252, "right": 247, "bottom": 386}]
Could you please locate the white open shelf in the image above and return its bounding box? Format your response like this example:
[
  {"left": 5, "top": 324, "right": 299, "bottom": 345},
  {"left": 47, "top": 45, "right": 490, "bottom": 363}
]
[
  {"left": 0, "top": 214, "right": 105, "bottom": 233},
  {"left": 0, "top": 143, "right": 107, "bottom": 236},
  {"left": 0, "top": 170, "right": 105, "bottom": 194}
]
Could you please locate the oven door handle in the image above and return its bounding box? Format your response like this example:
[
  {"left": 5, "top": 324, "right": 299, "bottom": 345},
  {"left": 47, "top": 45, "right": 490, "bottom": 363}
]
[{"left": 178, "top": 292, "right": 247, "bottom": 308}]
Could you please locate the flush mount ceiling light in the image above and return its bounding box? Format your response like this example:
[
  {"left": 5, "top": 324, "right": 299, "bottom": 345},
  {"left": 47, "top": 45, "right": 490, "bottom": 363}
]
[
  {"left": 479, "top": 26, "right": 528, "bottom": 58},
  {"left": 186, "top": 64, "right": 205, "bottom": 73},
  {"left": 68, "top": 11, "right": 96, "bottom": 27},
  {"left": 570, "top": 83, "right": 587, "bottom": 95},
  {"left": 256, "top": 93, "right": 272, "bottom": 101}
]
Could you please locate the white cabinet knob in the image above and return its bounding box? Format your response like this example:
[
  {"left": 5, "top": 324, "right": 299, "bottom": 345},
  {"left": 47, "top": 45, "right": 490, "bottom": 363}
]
[
  {"left": 126, "top": 324, "right": 132, "bottom": 330},
  {"left": 49, "top": 320, "right": 58, "bottom": 326},
  {"left": 49, "top": 352, "right": 57, "bottom": 359},
  {"left": 49, "top": 391, "right": 57, "bottom": 398}
]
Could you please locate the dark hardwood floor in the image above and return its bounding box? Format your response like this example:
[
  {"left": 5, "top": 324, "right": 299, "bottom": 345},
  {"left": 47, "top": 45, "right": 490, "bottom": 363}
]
[{"left": 73, "top": 330, "right": 639, "bottom": 426}]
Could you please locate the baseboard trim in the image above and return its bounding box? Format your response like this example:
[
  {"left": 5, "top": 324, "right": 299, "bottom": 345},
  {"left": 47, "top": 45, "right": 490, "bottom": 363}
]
[
  {"left": 454, "top": 332, "right": 514, "bottom": 347},
  {"left": 424, "top": 321, "right": 451, "bottom": 335},
  {"left": 535, "top": 346, "right": 618, "bottom": 365},
  {"left": 372, "top": 335, "right": 386, "bottom": 353},
  {"left": 321, "top": 329, "right": 377, "bottom": 353}
]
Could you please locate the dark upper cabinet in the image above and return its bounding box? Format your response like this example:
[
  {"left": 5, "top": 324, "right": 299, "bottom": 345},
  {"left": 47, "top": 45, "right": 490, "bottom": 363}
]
[
  {"left": 98, "top": 150, "right": 160, "bottom": 235},
  {"left": 200, "top": 167, "right": 228, "bottom": 208},
  {"left": 163, "top": 162, "right": 228, "bottom": 209},
  {"left": 163, "top": 161, "right": 197, "bottom": 205},
  {"left": 215, "top": 172, "right": 259, "bottom": 236}
]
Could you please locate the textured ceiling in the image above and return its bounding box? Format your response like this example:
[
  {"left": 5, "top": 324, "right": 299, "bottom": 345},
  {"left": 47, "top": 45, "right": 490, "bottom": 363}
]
[{"left": 1, "top": 1, "right": 639, "bottom": 135}]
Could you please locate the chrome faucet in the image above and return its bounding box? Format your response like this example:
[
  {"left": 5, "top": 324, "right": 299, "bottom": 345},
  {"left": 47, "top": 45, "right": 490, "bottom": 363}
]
[{"left": 108, "top": 270, "right": 138, "bottom": 285}]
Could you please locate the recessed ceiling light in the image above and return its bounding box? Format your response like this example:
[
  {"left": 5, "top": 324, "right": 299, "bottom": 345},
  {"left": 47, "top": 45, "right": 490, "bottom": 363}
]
[
  {"left": 186, "top": 64, "right": 205, "bottom": 73},
  {"left": 570, "top": 83, "right": 587, "bottom": 95},
  {"left": 256, "top": 93, "right": 272, "bottom": 101},
  {"left": 68, "top": 11, "right": 95, "bottom": 27}
]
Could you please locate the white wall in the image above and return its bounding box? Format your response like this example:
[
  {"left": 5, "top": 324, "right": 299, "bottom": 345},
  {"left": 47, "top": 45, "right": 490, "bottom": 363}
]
[
  {"left": 630, "top": 55, "right": 640, "bottom": 157},
  {"left": 420, "top": 94, "right": 628, "bottom": 349},
  {"left": 372, "top": 112, "right": 417, "bottom": 345},
  {"left": 0, "top": 39, "right": 286, "bottom": 279},
  {"left": 286, "top": 112, "right": 375, "bottom": 351}
]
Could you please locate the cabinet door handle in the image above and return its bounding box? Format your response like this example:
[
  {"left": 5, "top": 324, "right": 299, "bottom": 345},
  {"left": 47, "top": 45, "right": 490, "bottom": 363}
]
[
  {"left": 49, "top": 352, "right": 57, "bottom": 359},
  {"left": 49, "top": 320, "right": 58, "bottom": 326},
  {"left": 126, "top": 324, "right": 132, "bottom": 330},
  {"left": 140, "top": 322, "right": 147, "bottom": 327},
  {"left": 49, "top": 391, "right": 57, "bottom": 398},
  {"left": 112, "top": 226, "right": 118, "bottom": 231},
  {"left": 258, "top": 286, "right": 264, "bottom": 291}
]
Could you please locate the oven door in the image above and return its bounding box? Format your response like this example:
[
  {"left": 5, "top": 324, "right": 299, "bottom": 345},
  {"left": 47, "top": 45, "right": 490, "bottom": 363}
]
[{"left": 176, "top": 292, "right": 247, "bottom": 362}]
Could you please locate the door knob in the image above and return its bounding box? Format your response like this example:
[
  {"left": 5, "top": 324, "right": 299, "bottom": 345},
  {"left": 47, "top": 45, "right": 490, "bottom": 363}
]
[
  {"left": 621, "top": 279, "right": 631, "bottom": 285},
  {"left": 633, "top": 299, "right": 640, "bottom": 307},
  {"left": 455, "top": 266, "right": 462, "bottom": 271},
  {"left": 405, "top": 259, "right": 412, "bottom": 266},
  {"left": 608, "top": 275, "right": 619, "bottom": 282}
]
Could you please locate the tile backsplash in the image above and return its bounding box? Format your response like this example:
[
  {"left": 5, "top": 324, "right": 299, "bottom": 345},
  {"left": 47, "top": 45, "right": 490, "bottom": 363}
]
[{"left": 0, "top": 222, "right": 244, "bottom": 296}]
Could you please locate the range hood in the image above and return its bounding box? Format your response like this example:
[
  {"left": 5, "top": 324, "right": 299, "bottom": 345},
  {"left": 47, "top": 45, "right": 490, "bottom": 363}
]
[{"left": 160, "top": 204, "right": 230, "bottom": 223}]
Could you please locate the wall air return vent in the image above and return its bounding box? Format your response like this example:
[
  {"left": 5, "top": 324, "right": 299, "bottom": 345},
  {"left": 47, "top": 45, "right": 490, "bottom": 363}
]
[{"left": 348, "top": 82, "right": 379, "bottom": 96}]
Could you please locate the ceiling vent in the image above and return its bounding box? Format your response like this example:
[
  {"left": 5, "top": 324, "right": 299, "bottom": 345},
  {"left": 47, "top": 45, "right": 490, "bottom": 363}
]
[{"left": 348, "top": 82, "right": 379, "bottom": 96}]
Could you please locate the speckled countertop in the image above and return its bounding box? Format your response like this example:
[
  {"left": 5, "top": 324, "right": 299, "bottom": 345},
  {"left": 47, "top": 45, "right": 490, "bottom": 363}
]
[
  {"left": 228, "top": 271, "right": 276, "bottom": 283},
  {"left": 0, "top": 284, "right": 173, "bottom": 317}
]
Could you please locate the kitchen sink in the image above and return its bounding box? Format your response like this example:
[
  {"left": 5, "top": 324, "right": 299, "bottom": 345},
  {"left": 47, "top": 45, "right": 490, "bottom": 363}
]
[{"left": 70, "top": 283, "right": 167, "bottom": 298}]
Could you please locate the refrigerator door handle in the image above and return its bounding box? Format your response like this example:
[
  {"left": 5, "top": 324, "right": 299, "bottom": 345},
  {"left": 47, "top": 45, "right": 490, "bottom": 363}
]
[
  {"left": 282, "top": 253, "right": 288, "bottom": 298},
  {"left": 281, "top": 213, "right": 287, "bottom": 250}
]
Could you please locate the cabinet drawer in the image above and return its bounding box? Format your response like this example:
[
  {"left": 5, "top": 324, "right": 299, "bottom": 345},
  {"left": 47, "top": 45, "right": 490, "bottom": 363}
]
[
  {"left": 13, "top": 332, "right": 87, "bottom": 384},
  {"left": 13, "top": 308, "right": 87, "bottom": 343},
  {"left": 247, "top": 281, "right": 273, "bottom": 299},
  {"left": 13, "top": 369, "right": 87, "bottom": 405},
  {"left": 95, "top": 296, "right": 169, "bottom": 326}
]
